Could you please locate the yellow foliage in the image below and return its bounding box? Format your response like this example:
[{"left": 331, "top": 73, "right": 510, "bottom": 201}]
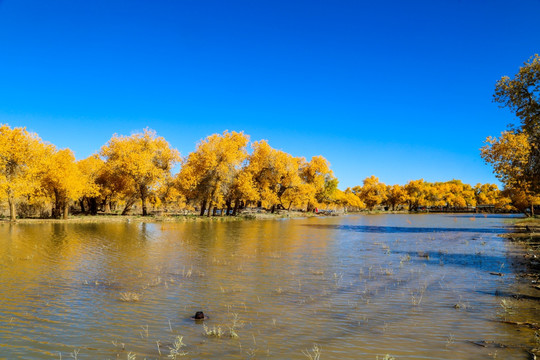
[
  {"left": 41, "top": 148, "right": 86, "bottom": 218},
  {"left": 0, "top": 124, "right": 51, "bottom": 220},
  {"left": 245, "top": 140, "right": 307, "bottom": 210},
  {"left": 384, "top": 184, "right": 407, "bottom": 210},
  {"left": 301, "top": 155, "right": 337, "bottom": 206},
  {"left": 177, "top": 131, "right": 249, "bottom": 213},
  {"left": 481, "top": 131, "right": 531, "bottom": 189},
  {"left": 77, "top": 154, "right": 104, "bottom": 198},
  {"left": 354, "top": 175, "right": 387, "bottom": 210},
  {"left": 101, "top": 128, "right": 180, "bottom": 215},
  {"left": 335, "top": 188, "right": 365, "bottom": 210}
]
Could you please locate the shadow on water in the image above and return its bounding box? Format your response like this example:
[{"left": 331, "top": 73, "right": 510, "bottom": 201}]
[
  {"left": 477, "top": 289, "right": 540, "bottom": 302},
  {"left": 443, "top": 215, "right": 524, "bottom": 219},
  {"left": 304, "top": 224, "right": 506, "bottom": 234},
  {"left": 391, "top": 250, "right": 507, "bottom": 271}
]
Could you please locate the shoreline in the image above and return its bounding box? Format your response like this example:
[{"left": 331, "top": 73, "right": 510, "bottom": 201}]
[
  {"left": 502, "top": 217, "right": 540, "bottom": 282},
  {"left": 0, "top": 210, "right": 526, "bottom": 224},
  {"left": 0, "top": 211, "right": 321, "bottom": 224}
]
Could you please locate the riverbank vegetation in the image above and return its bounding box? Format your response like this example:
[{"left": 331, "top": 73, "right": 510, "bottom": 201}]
[{"left": 0, "top": 125, "right": 518, "bottom": 221}]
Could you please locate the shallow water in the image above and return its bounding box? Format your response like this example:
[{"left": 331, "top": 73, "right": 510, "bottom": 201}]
[{"left": 0, "top": 214, "right": 538, "bottom": 359}]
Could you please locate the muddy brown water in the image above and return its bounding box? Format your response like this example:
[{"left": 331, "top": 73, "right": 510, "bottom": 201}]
[{"left": 0, "top": 214, "right": 538, "bottom": 359}]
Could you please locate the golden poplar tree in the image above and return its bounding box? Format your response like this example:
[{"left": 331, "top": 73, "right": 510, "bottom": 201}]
[
  {"left": 404, "top": 179, "right": 428, "bottom": 211},
  {"left": 101, "top": 128, "right": 180, "bottom": 216},
  {"left": 301, "top": 155, "right": 337, "bottom": 210},
  {"left": 484, "top": 54, "right": 540, "bottom": 214},
  {"left": 0, "top": 124, "right": 50, "bottom": 221},
  {"left": 77, "top": 154, "right": 105, "bottom": 215},
  {"left": 245, "top": 140, "right": 307, "bottom": 212},
  {"left": 481, "top": 131, "right": 538, "bottom": 214},
  {"left": 474, "top": 183, "right": 507, "bottom": 209},
  {"left": 354, "top": 176, "right": 387, "bottom": 210},
  {"left": 384, "top": 184, "right": 407, "bottom": 211},
  {"left": 41, "top": 148, "right": 86, "bottom": 219},
  {"left": 177, "top": 131, "right": 249, "bottom": 216}
]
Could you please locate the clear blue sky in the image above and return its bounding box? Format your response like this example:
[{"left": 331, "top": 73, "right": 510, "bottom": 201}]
[{"left": 1, "top": 0, "right": 539, "bottom": 189}]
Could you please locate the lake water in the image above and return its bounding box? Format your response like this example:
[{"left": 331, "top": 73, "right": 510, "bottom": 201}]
[{"left": 0, "top": 214, "right": 538, "bottom": 359}]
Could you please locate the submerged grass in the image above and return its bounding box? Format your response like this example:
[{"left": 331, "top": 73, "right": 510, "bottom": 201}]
[
  {"left": 119, "top": 292, "right": 141, "bottom": 302},
  {"left": 302, "top": 344, "right": 321, "bottom": 360},
  {"left": 168, "top": 335, "right": 188, "bottom": 358},
  {"left": 203, "top": 313, "right": 243, "bottom": 339}
]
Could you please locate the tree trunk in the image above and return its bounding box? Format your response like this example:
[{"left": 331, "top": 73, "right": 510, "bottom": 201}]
[
  {"left": 122, "top": 196, "right": 136, "bottom": 215},
  {"left": 53, "top": 189, "right": 61, "bottom": 218},
  {"left": 271, "top": 205, "right": 275, "bottom": 214},
  {"left": 212, "top": 207, "right": 217, "bottom": 216},
  {"left": 121, "top": 206, "right": 130, "bottom": 216},
  {"left": 226, "top": 200, "right": 232, "bottom": 216},
  {"left": 63, "top": 202, "right": 69, "bottom": 219},
  {"left": 532, "top": 203, "right": 535, "bottom": 217},
  {"left": 103, "top": 197, "right": 111, "bottom": 213},
  {"left": 140, "top": 186, "right": 148, "bottom": 216},
  {"left": 232, "top": 199, "right": 239, "bottom": 216},
  {"left": 89, "top": 198, "right": 98, "bottom": 215},
  {"left": 80, "top": 199, "right": 86, "bottom": 213},
  {"left": 8, "top": 194, "right": 16, "bottom": 221},
  {"left": 141, "top": 196, "right": 148, "bottom": 216},
  {"left": 200, "top": 199, "right": 207, "bottom": 216},
  {"left": 207, "top": 201, "right": 213, "bottom": 217}
]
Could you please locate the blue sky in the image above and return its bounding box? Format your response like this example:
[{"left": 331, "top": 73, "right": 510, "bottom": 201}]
[{"left": 1, "top": 0, "right": 539, "bottom": 189}]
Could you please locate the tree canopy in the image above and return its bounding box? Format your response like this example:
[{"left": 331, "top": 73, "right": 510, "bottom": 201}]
[
  {"left": 483, "top": 54, "right": 540, "bottom": 214},
  {"left": 100, "top": 128, "right": 180, "bottom": 216}
]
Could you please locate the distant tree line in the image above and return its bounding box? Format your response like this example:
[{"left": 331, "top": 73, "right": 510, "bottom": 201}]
[{"left": 0, "top": 125, "right": 521, "bottom": 221}]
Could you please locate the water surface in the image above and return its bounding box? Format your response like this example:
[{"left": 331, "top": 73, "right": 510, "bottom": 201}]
[{"left": 0, "top": 214, "right": 537, "bottom": 359}]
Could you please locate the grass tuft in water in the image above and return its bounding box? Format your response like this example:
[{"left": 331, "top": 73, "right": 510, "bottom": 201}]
[
  {"left": 203, "top": 313, "right": 242, "bottom": 339},
  {"left": 302, "top": 344, "right": 321, "bottom": 360},
  {"left": 168, "top": 335, "right": 187, "bottom": 358},
  {"left": 203, "top": 324, "right": 225, "bottom": 338},
  {"left": 69, "top": 349, "right": 80, "bottom": 360},
  {"left": 119, "top": 292, "right": 141, "bottom": 302},
  {"left": 500, "top": 299, "right": 513, "bottom": 310}
]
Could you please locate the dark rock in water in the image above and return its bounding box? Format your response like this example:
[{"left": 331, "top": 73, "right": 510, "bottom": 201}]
[{"left": 191, "top": 311, "right": 208, "bottom": 320}]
